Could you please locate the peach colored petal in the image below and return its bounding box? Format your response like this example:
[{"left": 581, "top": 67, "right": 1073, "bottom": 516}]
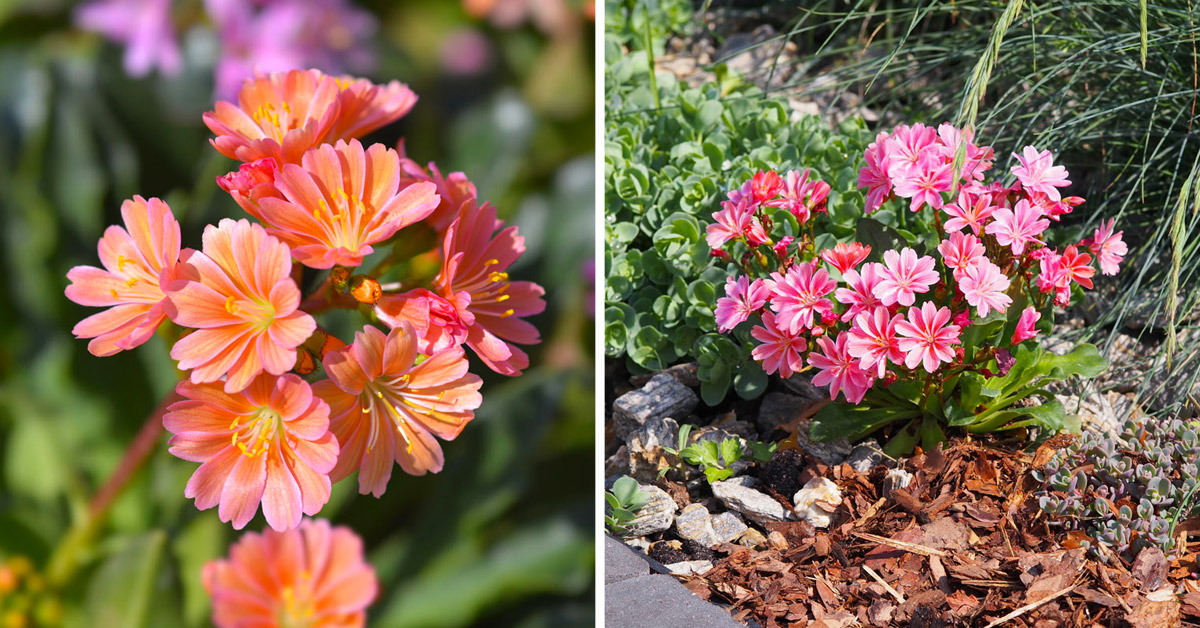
[
  {"left": 172, "top": 326, "right": 254, "bottom": 375},
  {"left": 186, "top": 445, "right": 241, "bottom": 510},
  {"left": 220, "top": 452, "right": 268, "bottom": 529},
  {"left": 381, "top": 324, "right": 419, "bottom": 375},
  {"left": 322, "top": 348, "right": 369, "bottom": 395},
  {"left": 358, "top": 424, "right": 395, "bottom": 497},
  {"left": 65, "top": 266, "right": 126, "bottom": 306},
  {"left": 350, "top": 326, "right": 386, "bottom": 380},
  {"left": 290, "top": 431, "right": 338, "bottom": 475},
  {"left": 362, "top": 142, "right": 400, "bottom": 209},
  {"left": 174, "top": 380, "right": 258, "bottom": 414},
  {"left": 168, "top": 431, "right": 232, "bottom": 463},
  {"left": 261, "top": 450, "right": 302, "bottom": 531},
  {"left": 164, "top": 280, "right": 242, "bottom": 328},
  {"left": 395, "top": 424, "right": 443, "bottom": 476},
  {"left": 405, "top": 346, "right": 470, "bottom": 388},
  {"left": 287, "top": 452, "right": 332, "bottom": 516}
]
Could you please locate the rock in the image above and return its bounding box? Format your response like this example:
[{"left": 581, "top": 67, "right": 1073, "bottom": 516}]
[
  {"left": 624, "top": 536, "right": 652, "bottom": 553},
  {"left": 689, "top": 422, "right": 756, "bottom": 446},
  {"left": 606, "top": 535, "right": 651, "bottom": 584},
  {"left": 665, "top": 560, "right": 714, "bottom": 576},
  {"left": 796, "top": 423, "right": 853, "bottom": 467},
  {"left": 1057, "top": 390, "right": 1130, "bottom": 437},
  {"left": 613, "top": 374, "right": 699, "bottom": 441},
  {"left": 884, "top": 468, "right": 913, "bottom": 496},
  {"left": 619, "top": 484, "right": 678, "bottom": 538},
  {"left": 737, "top": 527, "right": 767, "bottom": 548},
  {"left": 605, "top": 445, "right": 630, "bottom": 478},
  {"left": 674, "top": 504, "right": 748, "bottom": 548},
  {"left": 792, "top": 477, "right": 842, "bottom": 528},
  {"left": 845, "top": 439, "right": 885, "bottom": 473},
  {"left": 711, "top": 512, "right": 748, "bottom": 545},
  {"left": 767, "top": 530, "right": 788, "bottom": 550},
  {"left": 605, "top": 574, "right": 746, "bottom": 627},
  {"left": 756, "top": 392, "right": 814, "bottom": 435},
  {"left": 630, "top": 362, "right": 701, "bottom": 388},
  {"left": 778, "top": 371, "right": 826, "bottom": 402},
  {"left": 711, "top": 479, "right": 787, "bottom": 525},
  {"left": 629, "top": 416, "right": 680, "bottom": 453}
]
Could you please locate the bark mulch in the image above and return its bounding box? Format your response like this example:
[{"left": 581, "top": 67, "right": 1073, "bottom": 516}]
[{"left": 672, "top": 436, "right": 1200, "bottom": 627}]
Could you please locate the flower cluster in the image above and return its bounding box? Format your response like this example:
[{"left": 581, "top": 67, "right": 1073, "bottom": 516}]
[
  {"left": 709, "top": 122, "right": 1124, "bottom": 406},
  {"left": 1034, "top": 416, "right": 1200, "bottom": 558},
  {"left": 66, "top": 68, "right": 544, "bottom": 532}
]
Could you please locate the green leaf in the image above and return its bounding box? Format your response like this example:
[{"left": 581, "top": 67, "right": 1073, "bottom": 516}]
[
  {"left": 732, "top": 361, "right": 767, "bottom": 399},
  {"left": 4, "top": 416, "right": 68, "bottom": 502},
  {"left": 811, "top": 402, "right": 920, "bottom": 442},
  {"left": 1031, "top": 343, "right": 1108, "bottom": 380},
  {"left": 719, "top": 438, "right": 741, "bottom": 466},
  {"left": 79, "top": 531, "right": 165, "bottom": 628},
  {"left": 704, "top": 467, "right": 734, "bottom": 483}
]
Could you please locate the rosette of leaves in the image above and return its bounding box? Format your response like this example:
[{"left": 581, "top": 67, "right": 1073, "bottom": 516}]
[
  {"left": 604, "top": 15, "right": 871, "bottom": 405},
  {"left": 605, "top": 476, "right": 651, "bottom": 534},
  {"left": 1033, "top": 416, "right": 1200, "bottom": 558}
]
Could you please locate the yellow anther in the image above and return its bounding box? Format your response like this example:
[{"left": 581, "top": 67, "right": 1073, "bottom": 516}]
[
  {"left": 375, "top": 390, "right": 384, "bottom": 398},
  {"left": 282, "top": 102, "right": 292, "bottom": 114},
  {"left": 398, "top": 374, "right": 411, "bottom": 383},
  {"left": 110, "top": 288, "right": 119, "bottom": 300},
  {"left": 488, "top": 271, "right": 509, "bottom": 283},
  {"left": 125, "top": 278, "right": 139, "bottom": 288},
  {"left": 500, "top": 309, "right": 515, "bottom": 318},
  {"left": 117, "top": 255, "right": 133, "bottom": 271},
  {"left": 231, "top": 432, "right": 239, "bottom": 447},
  {"left": 497, "top": 294, "right": 510, "bottom": 302},
  {"left": 485, "top": 258, "right": 500, "bottom": 265},
  {"left": 229, "top": 418, "right": 239, "bottom": 429},
  {"left": 224, "top": 296, "right": 238, "bottom": 314},
  {"left": 437, "top": 390, "right": 446, "bottom": 401}
]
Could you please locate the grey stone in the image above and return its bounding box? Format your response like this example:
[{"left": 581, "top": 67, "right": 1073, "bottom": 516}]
[
  {"left": 605, "top": 445, "right": 630, "bottom": 478},
  {"left": 613, "top": 373, "right": 699, "bottom": 441},
  {"left": 736, "top": 527, "right": 767, "bottom": 548},
  {"left": 629, "top": 416, "right": 680, "bottom": 453},
  {"left": 605, "top": 535, "right": 650, "bottom": 584},
  {"left": 777, "top": 372, "right": 826, "bottom": 403},
  {"left": 759, "top": 390, "right": 852, "bottom": 465},
  {"left": 845, "top": 439, "right": 885, "bottom": 473},
  {"left": 756, "top": 392, "right": 814, "bottom": 435},
  {"left": 619, "top": 483, "right": 678, "bottom": 537},
  {"left": 665, "top": 560, "right": 714, "bottom": 576},
  {"left": 711, "top": 479, "right": 787, "bottom": 525},
  {"left": 710, "top": 512, "right": 748, "bottom": 544},
  {"left": 606, "top": 575, "right": 745, "bottom": 627},
  {"left": 630, "top": 362, "right": 701, "bottom": 388}
]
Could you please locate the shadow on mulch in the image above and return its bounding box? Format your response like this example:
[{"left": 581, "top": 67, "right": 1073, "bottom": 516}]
[{"left": 668, "top": 436, "right": 1200, "bottom": 627}]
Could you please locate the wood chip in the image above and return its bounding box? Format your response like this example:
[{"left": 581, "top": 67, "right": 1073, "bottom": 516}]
[{"left": 863, "top": 564, "right": 905, "bottom": 604}]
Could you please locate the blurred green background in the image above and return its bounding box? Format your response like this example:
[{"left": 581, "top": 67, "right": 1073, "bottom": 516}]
[{"left": 0, "top": 1, "right": 596, "bottom": 627}]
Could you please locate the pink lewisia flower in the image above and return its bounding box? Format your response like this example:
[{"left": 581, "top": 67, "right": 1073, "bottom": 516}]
[
  {"left": 165, "top": 219, "right": 316, "bottom": 393},
  {"left": 312, "top": 324, "right": 483, "bottom": 496},
  {"left": 934, "top": 123, "right": 994, "bottom": 181},
  {"left": 1034, "top": 250, "right": 1072, "bottom": 306},
  {"left": 217, "top": 157, "right": 281, "bottom": 221},
  {"left": 66, "top": 196, "right": 181, "bottom": 357},
  {"left": 859, "top": 132, "right": 893, "bottom": 213},
  {"left": 203, "top": 519, "right": 377, "bottom": 628},
  {"left": 986, "top": 198, "right": 1050, "bottom": 255},
  {"left": 1012, "top": 306, "right": 1042, "bottom": 344},
  {"left": 819, "top": 241, "right": 871, "bottom": 274},
  {"left": 374, "top": 289, "right": 472, "bottom": 355},
  {"left": 749, "top": 170, "right": 784, "bottom": 204},
  {"left": 715, "top": 276, "right": 770, "bottom": 332},
  {"left": 937, "top": 232, "right": 986, "bottom": 279},
  {"left": 958, "top": 259, "right": 1012, "bottom": 317},
  {"left": 1056, "top": 245, "right": 1095, "bottom": 289},
  {"left": 808, "top": 333, "right": 874, "bottom": 404},
  {"left": 885, "top": 123, "right": 938, "bottom": 171},
  {"left": 772, "top": 169, "right": 830, "bottom": 221},
  {"left": 1088, "top": 219, "right": 1127, "bottom": 275},
  {"left": 75, "top": 0, "right": 181, "bottom": 78},
  {"left": 767, "top": 260, "right": 837, "bottom": 334},
  {"left": 943, "top": 188, "right": 996, "bottom": 235},
  {"left": 164, "top": 374, "right": 337, "bottom": 531},
  {"left": 835, "top": 262, "right": 885, "bottom": 322},
  {"left": 874, "top": 248, "right": 940, "bottom": 307},
  {"left": 706, "top": 198, "right": 755, "bottom": 250},
  {"left": 397, "top": 158, "right": 478, "bottom": 234},
  {"left": 1011, "top": 146, "right": 1071, "bottom": 202},
  {"left": 846, "top": 307, "right": 904, "bottom": 378},
  {"left": 256, "top": 139, "right": 440, "bottom": 268},
  {"left": 892, "top": 156, "right": 954, "bottom": 212},
  {"left": 430, "top": 200, "right": 545, "bottom": 376},
  {"left": 750, "top": 312, "right": 806, "bottom": 379},
  {"left": 895, "top": 302, "right": 961, "bottom": 373}
]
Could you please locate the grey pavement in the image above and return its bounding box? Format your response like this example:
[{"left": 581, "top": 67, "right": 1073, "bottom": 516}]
[{"left": 605, "top": 535, "right": 744, "bottom": 627}]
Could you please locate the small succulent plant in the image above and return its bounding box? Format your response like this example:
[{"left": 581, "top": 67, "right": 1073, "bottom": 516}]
[{"left": 1034, "top": 415, "right": 1200, "bottom": 558}]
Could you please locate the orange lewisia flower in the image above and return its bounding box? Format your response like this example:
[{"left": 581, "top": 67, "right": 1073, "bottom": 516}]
[
  {"left": 166, "top": 218, "right": 316, "bottom": 393},
  {"left": 204, "top": 519, "right": 376, "bottom": 628},
  {"left": 257, "top": 139, "right": 439, "bottom": 269},
  {"left": 432, "top": 200, "right": 545, "bottom": 375},
  {"left": 65, "top": 196, "right": 181, "bottom": 356},
  {"left": 165, "top": 374, "right": 338, "bottom": 531},
  {"left": 313, "top": 323, "right": 482, "bottom": 497},
  {"left": 204, "top": 69, "right": 418, "bottom": 166}
]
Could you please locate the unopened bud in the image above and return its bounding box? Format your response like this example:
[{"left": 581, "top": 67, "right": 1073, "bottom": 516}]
[
  {"left": 349, "top": 276, "right": 382, "bottom": 305},
  {"left": 330, "top": 266, "right": 351, "bottom": 292},
  {"left": 293, "top": 348, "right": 317, "bottom": 375}
]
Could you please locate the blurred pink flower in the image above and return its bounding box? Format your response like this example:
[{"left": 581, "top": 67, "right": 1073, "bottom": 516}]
[
  {"left": 75, "top": 0, "right": 181, "bottom": 77},
  {"left": 875, "top": 248, "right": 939, "bottom": 307},
  {"left": 165, "top": 219, "right": 316, "bottom": 393},
  {"left": 1011, "top": 146, "right": 1071, "bottom": 202},
  {"left": 66, "top": 196, "right": 181, "bottom": 357},
  {"left": 313, "top": 324, "right": 482, "bottom": 495},
  {"left": 750, "top": 312, "right": 806, "bottom": 379},
  {"left": 808, "top": 333, "right": 873, "bottom": 404},
  {"left": 165, "top": 374, "right": 337, "bottom": 531},
  {"left": 895, "top": 302, "right": 961, "bottom": 373},
  {"left": 204, "top": 519, "right": 376, "bottom": 628},
  {"left": 1012, "top": 307, "right": 1042, "bottom": 344},
  {"left": 257, "top": 139, "right": 439, "bottom": 268},
  {"left": 206, "top": 0, "right": 378, "bottom": 101}
]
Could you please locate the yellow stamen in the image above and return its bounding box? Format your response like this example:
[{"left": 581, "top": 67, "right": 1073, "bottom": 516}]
[
  {"left": 110, "top": 288, "right": 119, "bottom": 300},
  {"left": 488, "top": 271, "right": 509, "bottom": 283},
  {"left": 117, "top": 255, "right": 133, "bottom": 272},
  {"left": 125, "top": 278, "right": 139, "bottom": 288},
  {"left": 497, "top": 294, "right": 510, "bottom": 302},
  {"left": 224, "top": 296, "right": 238, "bottom": 314},
  {"left": 500, "top": 309, "right": 515, "bottom": 318},
  {"left": 229, "top": 418, "right": 239, "bottom": 430},
  {"left": 485, "top": 258, "right": 500, "bottom": 265}
]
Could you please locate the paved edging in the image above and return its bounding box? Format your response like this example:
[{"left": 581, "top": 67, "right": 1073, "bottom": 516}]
[{"left": 605, "top": 535, "right": 745, "bottom": 627}]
